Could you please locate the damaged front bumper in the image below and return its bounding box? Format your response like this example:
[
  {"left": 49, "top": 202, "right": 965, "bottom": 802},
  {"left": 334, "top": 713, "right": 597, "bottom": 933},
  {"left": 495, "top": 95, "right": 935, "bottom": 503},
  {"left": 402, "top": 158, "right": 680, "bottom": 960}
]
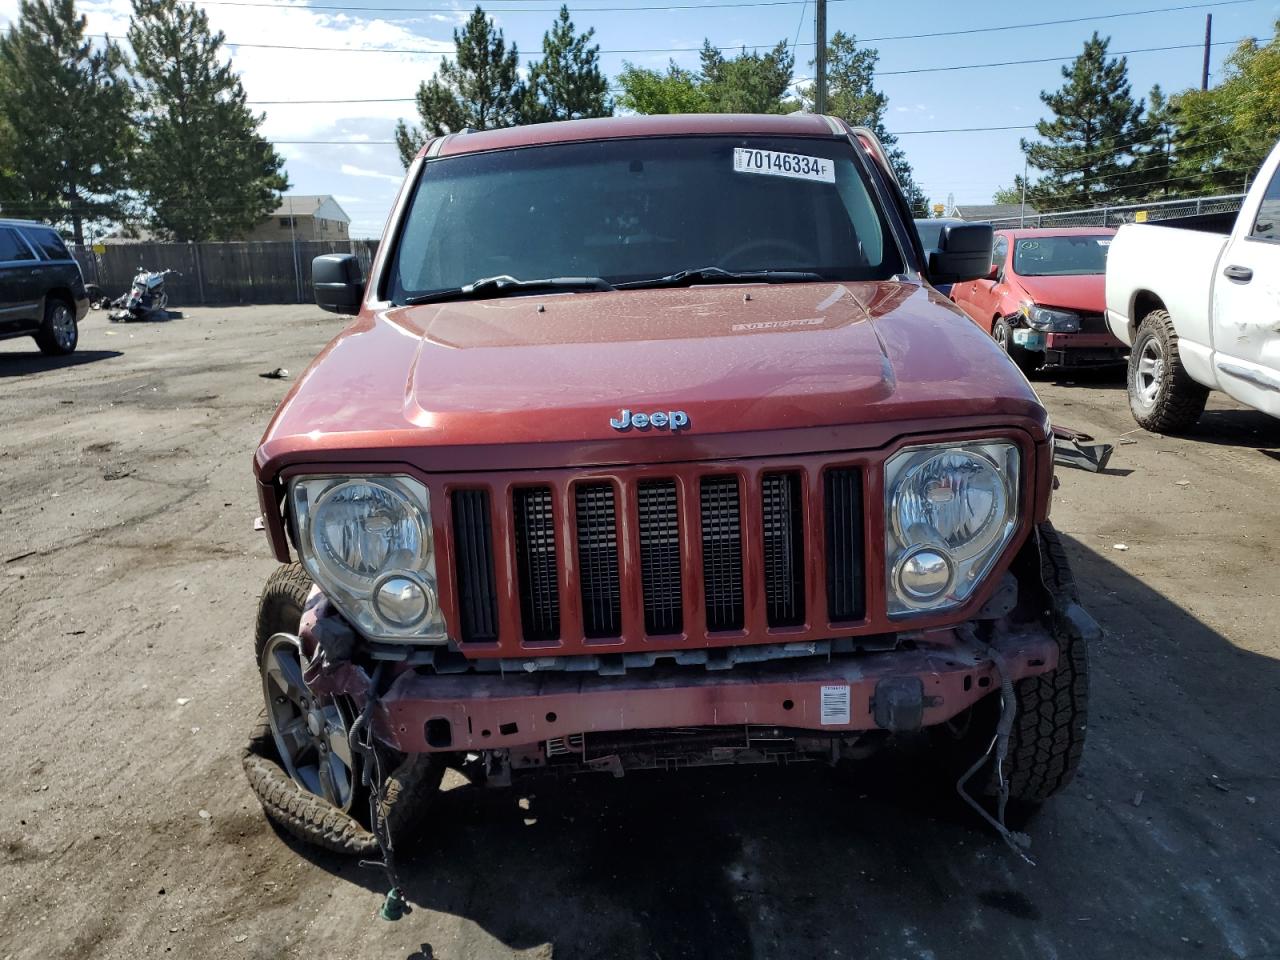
[{"left": 300, "top": 603, "right": 1061, "bottom": 756}]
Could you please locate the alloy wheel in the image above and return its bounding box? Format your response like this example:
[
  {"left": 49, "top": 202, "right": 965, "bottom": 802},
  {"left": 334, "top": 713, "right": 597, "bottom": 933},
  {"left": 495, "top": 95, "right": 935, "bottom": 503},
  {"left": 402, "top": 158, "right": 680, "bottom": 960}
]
[
  {"left": 261, "top": 633, "right": 358, "bottom": 812},
  {"left": 1134, "top": 337, "right": 1166, "bottom": 409},
  {"left": 51, "top": 303, "right": 76, "bottom": 350}
]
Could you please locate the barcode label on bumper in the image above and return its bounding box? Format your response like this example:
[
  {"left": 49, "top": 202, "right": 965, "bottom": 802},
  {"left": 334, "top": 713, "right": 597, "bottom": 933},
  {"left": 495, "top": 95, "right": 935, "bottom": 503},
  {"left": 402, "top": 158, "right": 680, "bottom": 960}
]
[{"left": 820, "top": 685, "right": 851, "bottom": 725}]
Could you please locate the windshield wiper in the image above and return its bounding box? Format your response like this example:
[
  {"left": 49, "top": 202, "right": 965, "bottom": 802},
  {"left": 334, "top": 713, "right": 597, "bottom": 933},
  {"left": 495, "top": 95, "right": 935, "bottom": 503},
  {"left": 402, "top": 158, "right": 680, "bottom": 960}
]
[
  {"left": 404, "top": 274, "right": 614, "bottom": 305},
  {"left": 616, "top": 266, "right": 825, "bottom": 290}
]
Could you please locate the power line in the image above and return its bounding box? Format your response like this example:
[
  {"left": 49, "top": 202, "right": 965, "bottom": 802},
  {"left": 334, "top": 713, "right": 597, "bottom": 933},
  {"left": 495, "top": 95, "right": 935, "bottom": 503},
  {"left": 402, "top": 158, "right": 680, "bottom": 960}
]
[
  {"left": 196, "top": 34, "right": 1252, "bottom": 72},
  {"left": 878, "top": 38, "right": 1245, "bottom": 76},
  {"left": 791, "top": 0, "right": 809, "bottom": 52},
  {"left": 196, "top": 0, "right": 845, "bottom": 11},
  {"left": 858, "top": 0, "right": 1257, "bottom": 43}
]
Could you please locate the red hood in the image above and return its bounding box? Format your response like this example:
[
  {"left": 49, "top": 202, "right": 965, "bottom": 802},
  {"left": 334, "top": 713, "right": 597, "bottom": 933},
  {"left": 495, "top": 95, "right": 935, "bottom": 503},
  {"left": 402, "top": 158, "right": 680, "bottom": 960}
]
[
  {"left": 256, "top": 282, "right": 1048, "bottom": 476},
  {"left": 1012, "top": 273, "right": 1105, "bottom": 313}
]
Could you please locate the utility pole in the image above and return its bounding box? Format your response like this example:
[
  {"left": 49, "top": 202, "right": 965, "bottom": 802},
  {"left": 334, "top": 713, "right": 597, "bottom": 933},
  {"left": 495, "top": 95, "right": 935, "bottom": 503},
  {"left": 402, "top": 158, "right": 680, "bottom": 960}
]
[
  {"left": 814, "top": 0, "right": 827, "bottom": 114},
  {"left": 1201, "top": 13, "right": 1212, "bottom": 90}
]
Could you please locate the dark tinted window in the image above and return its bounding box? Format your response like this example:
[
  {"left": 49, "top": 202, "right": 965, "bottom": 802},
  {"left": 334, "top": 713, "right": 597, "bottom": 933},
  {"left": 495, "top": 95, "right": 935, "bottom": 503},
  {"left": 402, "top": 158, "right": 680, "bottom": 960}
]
[
  {"left": 391, "top": 135, "right": 904, "bottom": 301},
  {"left": 1251, "top": 167, "right": 1280, "bottom": 241},
  {"left": 22, "top": 226, "right": 71, "bottom": 260},
  {"left": 0, "top": 227, "right": 35, "bottom": 262}
]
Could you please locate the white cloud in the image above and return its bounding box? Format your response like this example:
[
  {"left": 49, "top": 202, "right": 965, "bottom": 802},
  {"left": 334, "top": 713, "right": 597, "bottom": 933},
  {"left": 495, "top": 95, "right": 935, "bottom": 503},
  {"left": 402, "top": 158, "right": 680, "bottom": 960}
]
[{"left": 341, "top": 163, "right": 404, "bottom": 183}]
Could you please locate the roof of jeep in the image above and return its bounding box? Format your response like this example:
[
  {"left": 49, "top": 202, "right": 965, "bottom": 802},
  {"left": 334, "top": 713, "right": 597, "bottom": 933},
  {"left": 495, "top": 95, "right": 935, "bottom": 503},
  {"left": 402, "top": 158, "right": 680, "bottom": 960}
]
[{"left": 423, "top": 113, "right": 847, "bottom": 159}]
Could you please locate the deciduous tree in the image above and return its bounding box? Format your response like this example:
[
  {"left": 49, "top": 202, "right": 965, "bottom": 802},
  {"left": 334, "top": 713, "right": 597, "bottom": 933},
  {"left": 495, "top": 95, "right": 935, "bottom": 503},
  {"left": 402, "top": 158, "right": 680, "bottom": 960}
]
[
  {"left": 0, "top": 0, "right": 133, "bottom": 246},
  {"left": 615, "top": 60, "right": 707, "bottom": 114},
  {"left": 128, "top": 0, "right": 287, "bottom": 241},
  {"left": 395, "top": 5, "right": 523, "bottom": 166},
  {"left": 1171, "top": 22, "right": 1280, "bottom": 195},
  {"left": 617, "top": 41, "right": 795, "bottom": 116}
]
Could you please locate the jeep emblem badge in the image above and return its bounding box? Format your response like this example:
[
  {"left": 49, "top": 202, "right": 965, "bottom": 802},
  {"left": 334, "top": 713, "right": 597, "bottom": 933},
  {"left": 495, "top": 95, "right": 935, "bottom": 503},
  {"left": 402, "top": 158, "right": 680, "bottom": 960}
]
[{"left": 610, "top": 409, "right": 690, "bottom": 432}]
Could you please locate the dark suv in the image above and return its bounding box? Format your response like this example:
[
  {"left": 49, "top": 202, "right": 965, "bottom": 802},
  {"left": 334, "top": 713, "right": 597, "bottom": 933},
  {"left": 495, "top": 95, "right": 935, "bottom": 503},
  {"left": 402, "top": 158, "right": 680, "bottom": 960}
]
[{"left": 0, "top": 218, "right": 89, "bottom": 355}]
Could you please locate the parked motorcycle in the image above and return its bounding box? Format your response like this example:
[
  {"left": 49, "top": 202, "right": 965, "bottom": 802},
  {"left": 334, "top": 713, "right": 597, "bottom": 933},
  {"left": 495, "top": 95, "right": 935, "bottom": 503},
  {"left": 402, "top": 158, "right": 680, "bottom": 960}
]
[{"left": 109, "top": 268, "right": 181, "bottom": 322}]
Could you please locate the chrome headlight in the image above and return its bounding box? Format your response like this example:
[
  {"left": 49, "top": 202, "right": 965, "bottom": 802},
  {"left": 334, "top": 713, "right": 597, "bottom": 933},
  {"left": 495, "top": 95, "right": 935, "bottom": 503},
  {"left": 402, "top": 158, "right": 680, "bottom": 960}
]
[
  {"left": 290, "top": 475, "right": 445, "bottom": 642},
  {"left": 1021, "top": 303, "right": 1080, "bottom": 332},
  {"left": 884, "top": 441, "right": 1019, "bottom": 616}
]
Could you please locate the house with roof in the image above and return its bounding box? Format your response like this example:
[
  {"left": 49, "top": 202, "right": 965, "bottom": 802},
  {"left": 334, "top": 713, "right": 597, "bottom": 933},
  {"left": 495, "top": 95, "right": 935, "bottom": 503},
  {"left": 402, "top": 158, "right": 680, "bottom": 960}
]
[{"left": 243, "top": 195, "right": 351, "bottom": 242}]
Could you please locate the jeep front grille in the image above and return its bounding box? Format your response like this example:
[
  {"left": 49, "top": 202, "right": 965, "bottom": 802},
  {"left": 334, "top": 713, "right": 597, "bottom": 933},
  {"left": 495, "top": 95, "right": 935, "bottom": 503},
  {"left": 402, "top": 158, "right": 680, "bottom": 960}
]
[
  {"left": 637, "top": 479, "right": 682, "bottom": 634},
  {"left": 513, "top": 487, "right": 559, "bottom": 642},
  {"left": 448, "top": 460, "right": 867, "bottom": 653},
  {"left": 450, "top": 489, "right": 499, "bottom": 643},
  {"left": 700, "top": 476, "right": 744, "bottom": 631},
  {"left": 575, "top": 482, "right": 622, "bottom": 638}
]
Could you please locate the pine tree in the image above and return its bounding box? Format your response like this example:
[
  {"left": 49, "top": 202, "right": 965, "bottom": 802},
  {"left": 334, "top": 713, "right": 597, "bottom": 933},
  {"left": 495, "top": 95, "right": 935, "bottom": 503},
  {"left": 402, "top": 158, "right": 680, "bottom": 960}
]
[
  {"left": 699, "top": 41, "right": 795, "bottom": 114},
  {"left": 127, "top": 0, "right": 287, "bottom": 241},
  {"left": 395, "top": 6, "right": 523, "bottom": 167},
  {"left": 1022, "top": 33, "right": 1143, "bottom": 210},
  {"left": 1128, "top": 84, "right": 1176, "bottom": 200},
  {"left": 0, "top": 0, "right": 133, "bottom": 246},
  {"left": 802, "top": 33, "right": 929, "bottom": 216},
  {"left": 523, "top": 5, "right": 610, "bottom": 124}
]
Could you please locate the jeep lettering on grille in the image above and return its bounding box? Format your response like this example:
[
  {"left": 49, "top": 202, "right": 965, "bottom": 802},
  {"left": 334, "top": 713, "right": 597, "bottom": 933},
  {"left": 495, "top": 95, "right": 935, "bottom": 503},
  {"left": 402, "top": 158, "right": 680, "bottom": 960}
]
[{"left": 610, "top": 409, "right": 690, "bottom": 432}]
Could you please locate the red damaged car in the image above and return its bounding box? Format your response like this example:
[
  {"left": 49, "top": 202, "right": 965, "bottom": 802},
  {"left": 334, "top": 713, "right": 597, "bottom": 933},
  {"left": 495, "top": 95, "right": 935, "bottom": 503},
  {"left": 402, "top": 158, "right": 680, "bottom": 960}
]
[
  {"left": 951, "top": 227, "right": 1126, "bottom": 374},
  {"left": 243, "top": 115, "right": 1094, "bottom": 864}
]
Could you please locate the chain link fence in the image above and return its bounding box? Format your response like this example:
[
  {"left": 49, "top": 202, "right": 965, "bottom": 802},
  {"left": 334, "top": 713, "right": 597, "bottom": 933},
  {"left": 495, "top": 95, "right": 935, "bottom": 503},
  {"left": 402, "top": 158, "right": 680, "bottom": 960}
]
[{"left": 986, "top": 193, "right": 1246, "bottom": 230}]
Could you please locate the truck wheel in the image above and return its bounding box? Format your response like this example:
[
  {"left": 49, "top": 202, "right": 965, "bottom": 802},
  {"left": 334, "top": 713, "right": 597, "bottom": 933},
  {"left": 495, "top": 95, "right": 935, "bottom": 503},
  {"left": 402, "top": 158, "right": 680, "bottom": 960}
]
[
  {"left": 34, "top": 298, "right": 78, "bottom": 356},
  {"left": 992, "top": 317, "right": 1039, "bottom": 376},
  {"left": 935, "top": 524, "right": 1089, "bottom": 805},
  {"left": 242, "top": 564, "right": 445, "bottom": 855},
  {"left": 1127, "top": 309, "right": 1208, "bottom": 433}
]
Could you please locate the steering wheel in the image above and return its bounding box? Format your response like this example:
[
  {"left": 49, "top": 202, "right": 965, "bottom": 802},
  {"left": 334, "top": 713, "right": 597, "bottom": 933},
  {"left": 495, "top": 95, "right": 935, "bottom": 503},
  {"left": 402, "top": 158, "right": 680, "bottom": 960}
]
[{"left": 718, "top": 237, "right": 812, "bottom": 270}]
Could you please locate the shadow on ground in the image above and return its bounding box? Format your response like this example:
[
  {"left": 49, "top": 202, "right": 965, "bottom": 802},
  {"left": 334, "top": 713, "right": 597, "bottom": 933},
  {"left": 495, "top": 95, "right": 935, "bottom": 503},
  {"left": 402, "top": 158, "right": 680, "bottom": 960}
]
[
  {"left": 0, "top": 349, "right": 122, "bottom": 377},
  {"left": 267, "top": 535, "right": 1280, "bottom": 960}
]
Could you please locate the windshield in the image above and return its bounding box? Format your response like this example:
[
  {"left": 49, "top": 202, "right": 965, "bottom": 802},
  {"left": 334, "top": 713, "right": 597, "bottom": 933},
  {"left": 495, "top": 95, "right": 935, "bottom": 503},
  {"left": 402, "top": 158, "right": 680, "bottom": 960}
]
[
  {"left": 1012, "top": 235, "right": 1112, "bottom": 277},
  {"left": 388, "top": 135, "right": 905, "bottom": 303}
]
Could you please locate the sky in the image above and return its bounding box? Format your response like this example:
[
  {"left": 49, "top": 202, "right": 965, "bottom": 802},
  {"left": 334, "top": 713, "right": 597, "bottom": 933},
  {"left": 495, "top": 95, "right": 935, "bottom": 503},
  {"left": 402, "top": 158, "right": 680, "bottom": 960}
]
[{"left": 2, "top": 0, "right": 1278, "bottom": 236}]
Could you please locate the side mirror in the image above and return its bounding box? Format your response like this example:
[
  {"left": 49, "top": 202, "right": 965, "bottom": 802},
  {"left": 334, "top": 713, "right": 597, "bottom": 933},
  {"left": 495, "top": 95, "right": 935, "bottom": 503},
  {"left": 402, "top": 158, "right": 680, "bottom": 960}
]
[
  {"left": 927, "top": 223, "right": 995, "bottom": 285},
  {"left": 987, "top": 264, "right": 1000, "bottom": 282},
  {"left": 313, "top": 254, "right": 364, "bottom": 315}
]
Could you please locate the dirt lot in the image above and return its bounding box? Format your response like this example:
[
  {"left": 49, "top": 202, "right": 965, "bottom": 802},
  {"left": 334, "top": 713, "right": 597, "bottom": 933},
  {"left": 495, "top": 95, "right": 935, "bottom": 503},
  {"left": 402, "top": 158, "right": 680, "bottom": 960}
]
[{"left": 2, "top": 304, "right": 1278, "bottom": 960}]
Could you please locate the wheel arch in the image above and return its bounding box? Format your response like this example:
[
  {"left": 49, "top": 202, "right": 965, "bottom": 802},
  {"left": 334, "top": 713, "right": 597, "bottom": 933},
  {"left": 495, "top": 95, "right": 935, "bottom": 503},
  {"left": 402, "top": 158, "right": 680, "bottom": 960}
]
[{"left": 1130, "top": 290, "right": 1167, "bottom": 339}]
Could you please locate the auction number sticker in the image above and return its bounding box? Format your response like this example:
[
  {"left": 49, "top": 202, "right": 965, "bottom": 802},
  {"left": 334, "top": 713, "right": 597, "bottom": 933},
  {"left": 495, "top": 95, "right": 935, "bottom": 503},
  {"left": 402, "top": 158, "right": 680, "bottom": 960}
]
[
  {"left": 820, "top": 685, "right": 851, "bottom": 725},
  {"left": 734, "top": 147, "right": 835, "bottom": 183}
]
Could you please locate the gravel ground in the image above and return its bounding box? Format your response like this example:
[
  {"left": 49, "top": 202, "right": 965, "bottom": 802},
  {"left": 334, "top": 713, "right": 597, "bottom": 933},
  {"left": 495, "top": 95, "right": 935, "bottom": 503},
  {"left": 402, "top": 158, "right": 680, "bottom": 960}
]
[{"left": 1, "top": 304, "right": 1278, "bottom": 960}]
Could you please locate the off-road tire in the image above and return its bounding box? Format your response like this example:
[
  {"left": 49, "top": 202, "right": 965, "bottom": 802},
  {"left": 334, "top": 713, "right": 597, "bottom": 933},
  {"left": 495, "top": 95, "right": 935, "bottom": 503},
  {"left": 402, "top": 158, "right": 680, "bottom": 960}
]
[
  {"left": 242, "top": 722, "right": 445, "bottom": 856},
  {"left": 1002, "top": 524, "right": 1090, "bottom": 803},
  {"left": 992, "top": 316, "right": 1040, "bottom": 376},
  {"left": 255, "top": 563, "right": 313, "bottom": 663},
  {"left": 1127, "top": 309, "right": 1209, "bottom": 433},
  {"left": 934, "top": 524, "right": 1089, "bottom": 806},
  {"left": 34, "top": 297, "right": 78, "bottom": 356},
  {"left": 244, "top": 563, "right": 445, "bottom": 855}
]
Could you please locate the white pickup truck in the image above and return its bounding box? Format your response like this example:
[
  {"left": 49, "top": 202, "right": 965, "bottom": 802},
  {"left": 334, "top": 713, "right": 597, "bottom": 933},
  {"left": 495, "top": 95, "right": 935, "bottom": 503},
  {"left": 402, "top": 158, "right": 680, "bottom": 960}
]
[{"left": 1105, "top": 140, "right": 1280, "bottom": 432}]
